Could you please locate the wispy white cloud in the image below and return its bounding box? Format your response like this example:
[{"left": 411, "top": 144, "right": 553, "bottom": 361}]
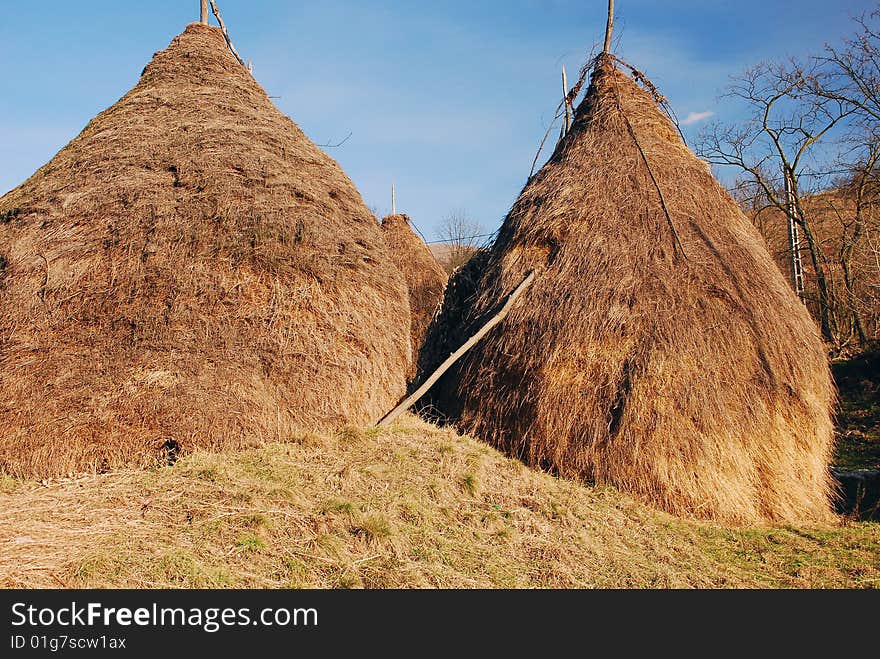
[{"left": 682, "top": 111, "right": 715, "bottom": 126}]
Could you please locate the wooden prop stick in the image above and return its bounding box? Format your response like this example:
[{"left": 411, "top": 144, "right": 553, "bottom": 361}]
[
  {"left": 562, "top": 65, "right": 573, "bottom": 134},
  {"left": 377, "top": 270, "right": 537, "bottom": 428},
  {"left": 603, "top": 0, "right": 615, "bottom": 55},
  {"left": 209, "top": 0, "right": 248, "bottom": 70},
  {"left": 200, "top": 0, "right": 209, "bottom": 24}
]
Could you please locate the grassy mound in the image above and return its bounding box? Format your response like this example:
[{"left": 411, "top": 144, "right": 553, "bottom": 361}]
[{"left": 0, "top": 416, "right": 876, "bottom": 589}]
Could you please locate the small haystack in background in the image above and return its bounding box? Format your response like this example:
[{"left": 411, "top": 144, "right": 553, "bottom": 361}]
[
  {"left": 419, "top": 53, "right": 836, "bottom": 525},
  {"left": 380, "top": 214, "right": 448, "bottom": 380},
  {"left": 0, "top": 24, "right": 411, "bottom": 479},
  {"left": 415, "top": 250, "right": 489, "bottom": 411}
]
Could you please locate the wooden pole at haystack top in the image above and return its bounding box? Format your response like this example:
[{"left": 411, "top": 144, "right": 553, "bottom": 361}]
[
  {"left": 562, "top": 65, "right": 573, "bottom": 134},
  {"left": 603, "top": 0, "right": 615, "bottom": 54},
  {"left": 391, "top": 183, "right": 397, "bottom": 215},
  {"left": 209, "top": 0, "right": 248, "bottom": 70},
  {"left": 200, "top": 0, "right": 209, "bottom": 24}
]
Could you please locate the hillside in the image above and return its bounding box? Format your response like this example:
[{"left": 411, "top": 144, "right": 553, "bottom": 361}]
[
  {"left": 428, "top": 244, "right": 454, "bottom": 268},
  {"left": 753, "top": 188, "right": 880, "bottom": 349},
  {"left": 1, "top": 414, "right": 877, "bottom": 589}
]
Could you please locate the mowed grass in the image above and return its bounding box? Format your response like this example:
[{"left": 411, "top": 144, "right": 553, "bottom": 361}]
[{"left": 0, "top": 414, "right": 877, "bottom": 589}]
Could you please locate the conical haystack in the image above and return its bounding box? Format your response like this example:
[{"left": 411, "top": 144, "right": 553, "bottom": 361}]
[
  {"left": 421, "top": 60, "right": 835, "bottom": 524},
  {"left": 0, "top": 24, "right": 410, "bottom": 478},
  {"left": 380, "top": 214, "right": 447, "bottom": 380},
  {"left": 415, "top": 249, "right": 489, "bottom": 414}
]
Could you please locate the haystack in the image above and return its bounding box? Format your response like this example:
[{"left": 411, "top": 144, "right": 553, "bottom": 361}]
[
  {"left": 0, "top": 24, "right": 410, "bottom": 478},
  {"left": 420, "top": 59, "right": 836, "bottom": 524},
  {"left": 415, "top": 249, "right": 489, "bottom": 414},
  {"left": 380, "top": 214, "right": 448, "bottom": 379}
]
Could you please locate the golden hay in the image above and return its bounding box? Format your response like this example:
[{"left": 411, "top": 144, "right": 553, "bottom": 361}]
[
  {"left": 420, "top": 61, "right": 836, "bottom": 525},
  {"left": 415, "top": 249, "right": 489, "bottom": 414},
  {"left": 0, "top": 24, "right": 410, "bottom": 479},
  {"left": 380, "top": 214, "right": 447, "bottom": 380}
]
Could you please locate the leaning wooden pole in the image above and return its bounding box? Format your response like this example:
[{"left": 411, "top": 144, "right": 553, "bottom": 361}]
[
  {"left": 200, "top": 0, "right": 209, "bottom": 24},
  {"left": 209, "top": 0, "right": 248, "bottom": 70},
  {"left": 562, "top": 65, "right": 573, "bottom": 134},
  {"left": 603, "top": 0, "right": 615, "bottom": 55},
  {"left": 377, "top": 270, "right": 537, "bottom": 428}
]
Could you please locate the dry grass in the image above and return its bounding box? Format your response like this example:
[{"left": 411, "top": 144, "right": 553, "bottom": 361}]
[
  {"left": 0, "top": 415, "right": 875, "bottom": 589},
  {"left": 380, "top": 214, "right": 447, "bottom": 381},
  {"left": 0, "top": 24, "right": 410, "bottom": 479},
  {"left": 422, "top": 61, "right": 835, "bottom": 525}
]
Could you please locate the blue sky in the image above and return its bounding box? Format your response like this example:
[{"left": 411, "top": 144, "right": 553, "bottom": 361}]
[{"left": 0, "top": 1, "right": 874, "bottom": 239}]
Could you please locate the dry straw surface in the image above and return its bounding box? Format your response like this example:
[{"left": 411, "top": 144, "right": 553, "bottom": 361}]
[
  {"left": 416, "top": 249, "right": 489, "bottom": 411},
  {"left": 380, "top": 214, "right": 447, "bottom": 380},
  {"left": 0, "top": 24, "right": 410, "bottom": 479},
  {"left": 421, "top": 61, "right": 835, "bottom": 525}
]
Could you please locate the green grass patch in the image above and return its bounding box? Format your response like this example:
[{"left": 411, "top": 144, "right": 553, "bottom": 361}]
[{"left": 236, "top": 534, "right": 267, "bottom": 553}]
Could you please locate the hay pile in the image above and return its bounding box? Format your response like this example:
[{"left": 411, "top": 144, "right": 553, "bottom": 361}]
[
  {"left": 0, "top": 24, "right": 410, "bottom": 479},
  {"left": 380, "top": 214, "right": 447, "bottom": 379},
  {"left": 421, "top": 60, "right": 836, "bottom": 524},
  {"left": 416, "top": 249, "right": 489, "bottom": 412}
]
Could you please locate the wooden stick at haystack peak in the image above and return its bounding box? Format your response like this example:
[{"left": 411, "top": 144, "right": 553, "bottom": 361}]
[
  {"left": 413, "top": 0, "right": 836, "bottom": 525},
  {"left": 198, "top": 0, "right": 250, "bottom": 74},
  {"left": 560, "top": 66, "right": 573, "bottom": 139},
  {"left": 603, "top": 0, "right": 615, "bottom": 55}
]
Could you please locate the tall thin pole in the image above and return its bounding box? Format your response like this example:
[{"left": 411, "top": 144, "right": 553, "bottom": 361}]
[
  {"left": 209, "top": 1, "right": 247, "bottom": 69},
  {"left": 391, "top": 183, "right": 397, "bottom": 215},
  {"left": 200, "top": 0, "right": 209, "bottom": 24},
  {"left": 562, "top": 65, "right": 572, "bottom": 134},
  {"left": 603, "top": 0, "right": 615, "bottom": 55}
]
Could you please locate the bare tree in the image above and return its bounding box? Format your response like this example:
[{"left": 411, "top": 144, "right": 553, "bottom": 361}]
[
  {"left": 702, "top": 4, "right": 880, "bottom": 352},
  {"left": 817, "top": 10, "right": 880, "bottom": 346},
  {"left": 817, "top": 10, "right": 880, "bottom": 124},
  {"left": 436, "top": 210, "right": 487, "bottom": 274},
  {"left": 867, "top": 218, "right": 880, "bottom": 312},
  {"left": 829, "top": 135, "right": 880, "bottom": 346},
  {"left": 697, "top": 58, "right": 853, "bottom": 344}
]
